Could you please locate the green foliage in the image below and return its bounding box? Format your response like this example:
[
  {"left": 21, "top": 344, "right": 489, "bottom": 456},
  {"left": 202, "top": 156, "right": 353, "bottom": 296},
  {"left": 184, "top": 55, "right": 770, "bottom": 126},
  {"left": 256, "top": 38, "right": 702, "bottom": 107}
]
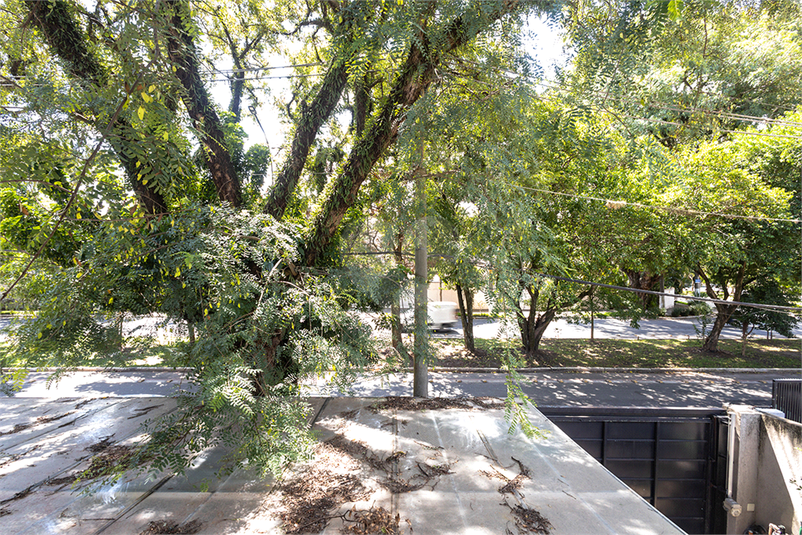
[
  {"left": 3, "top": 204, "right": 377, "bottom": 476},
  {"left": 729, "top": 278, "right": 799, "bottom": 339},
  {"left": 0, "top": 0, "right": 554, "bottom": 482},
  {"left": 564, "top": 0, "right": 802, "bottom": 144},
  {"left": 5, "top": 0, "right": 799, "bottom": 484}
]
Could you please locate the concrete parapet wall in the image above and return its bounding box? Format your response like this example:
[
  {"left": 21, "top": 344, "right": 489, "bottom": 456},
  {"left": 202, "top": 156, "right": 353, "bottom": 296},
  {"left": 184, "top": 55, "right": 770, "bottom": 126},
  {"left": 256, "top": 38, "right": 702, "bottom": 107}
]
[
  {"left": 756, "top": 413, "right": 802, "bottom": 533},
  {"left": 726, "top": 406, "right": 802, "bottom": 534}
]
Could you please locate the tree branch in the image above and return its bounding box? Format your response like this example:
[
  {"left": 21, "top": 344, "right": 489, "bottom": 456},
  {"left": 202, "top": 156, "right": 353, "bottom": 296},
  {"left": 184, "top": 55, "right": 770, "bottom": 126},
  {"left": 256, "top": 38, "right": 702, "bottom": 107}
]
[
  {"left": 25, "top": 0, "right": 167, "bottom": 215},
  {"left": 263, "top": 58, "right": 350, "bottom": 220},
  {"left": 304, "top": 1, "right": 523, "bottom": 265},
  {"left": 163, "top": 0, "right": 242, "bottom": 207},
  {"left": 2, "top": 66, "right": 149, "bottom": 301}
]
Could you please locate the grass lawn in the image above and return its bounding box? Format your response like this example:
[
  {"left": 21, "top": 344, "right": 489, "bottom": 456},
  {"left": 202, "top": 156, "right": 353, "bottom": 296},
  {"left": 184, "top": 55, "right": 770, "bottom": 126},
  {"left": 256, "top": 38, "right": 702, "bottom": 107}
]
[
  {"left": 430, "top": 337, "right": 802, "bottom": 369},
  {"left": 3, "top": 336, "right": 799, "bottom": 370},
  {"left": 0, "top": 341, "right": 190, "bottom": 368}
]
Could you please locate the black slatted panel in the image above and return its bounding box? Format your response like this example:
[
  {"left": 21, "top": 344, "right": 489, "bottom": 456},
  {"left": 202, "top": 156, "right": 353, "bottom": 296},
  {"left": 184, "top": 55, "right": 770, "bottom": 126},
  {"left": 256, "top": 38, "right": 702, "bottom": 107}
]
[
  {"left": 540, "top": 407, "right": 728, "bottom": 535},
  {"left": 773, "top": 379, "right": 802, "bottom": 423}
]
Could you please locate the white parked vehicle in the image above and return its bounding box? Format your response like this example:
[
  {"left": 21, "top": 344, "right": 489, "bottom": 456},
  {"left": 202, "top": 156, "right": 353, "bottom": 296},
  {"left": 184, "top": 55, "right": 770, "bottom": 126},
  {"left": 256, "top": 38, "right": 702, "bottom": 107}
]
[
  {"left": 401, "top": 301, "right": 458, "bottom": 331},
  {"left": 428, "top": 301, "right": 458, "bottom": 330}
]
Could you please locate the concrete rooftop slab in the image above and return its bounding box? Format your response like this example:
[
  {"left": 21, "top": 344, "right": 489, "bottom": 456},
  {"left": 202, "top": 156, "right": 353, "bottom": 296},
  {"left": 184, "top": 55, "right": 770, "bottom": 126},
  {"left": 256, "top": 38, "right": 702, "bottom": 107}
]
[{"left": 0, "top": 396, "right": 686, "bottom": 535}]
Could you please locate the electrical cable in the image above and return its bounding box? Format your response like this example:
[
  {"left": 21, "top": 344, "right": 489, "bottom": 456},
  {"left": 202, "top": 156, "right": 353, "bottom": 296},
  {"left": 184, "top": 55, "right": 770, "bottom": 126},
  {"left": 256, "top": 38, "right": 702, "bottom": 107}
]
[
  {"left": 534, "top": 272, "right": 802, "bottom": 313},
  {"left": 512, "top": 185, "right": 802, "bottom": 224},
  {"left": 622, "top": 115, "right": 802, "bottom": 141},
  {"left": 211, "top": 62, "right": 323, "bottom": 73},
  {"left": 335, "top": 251, "right": 802, "bottom": 313},
  {"left": 206, "top": 73, "right": 324, "bottom": 82}
]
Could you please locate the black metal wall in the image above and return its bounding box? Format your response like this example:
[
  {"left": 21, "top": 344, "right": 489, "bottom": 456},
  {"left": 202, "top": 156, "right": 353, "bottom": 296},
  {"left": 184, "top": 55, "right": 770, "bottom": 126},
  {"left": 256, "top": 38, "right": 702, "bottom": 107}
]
[
  {"left": 540, "top": 407, "right": 729, "bottom": 535},
  {"left": 773, "top": 379, "right": 802, "bottom": 423}
]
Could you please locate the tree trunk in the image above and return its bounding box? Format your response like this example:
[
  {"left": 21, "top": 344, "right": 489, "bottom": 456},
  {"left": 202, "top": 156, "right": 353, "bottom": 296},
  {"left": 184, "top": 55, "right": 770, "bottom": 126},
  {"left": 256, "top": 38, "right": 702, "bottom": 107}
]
[
  {"left": 391, "top": 235, "right": 408, "bottom": 361},
  {"left": 516, "top": 284, "right": 557, "bottom": 365},
  {"left": 229, "top": 68, "right": 245, "bottom": 121},
  {"left": 303, "top": 3, "right": 521, "bottom": 266},
  {"left": 623, "top": 268, "right": 662, "bottom": 310},
  {"left": 698, "top": 262, "right": 746, "bottom": 353},
  {"left": 455, "top": 284, "right": 475, "bottom": 352},
  {"left": 702, "top": 304, "right": 738, "bottom": 352},
  {"left": 413, "top": 160, "right": 428, "bottom": 398},
  {"left": 164, "top": 0, "right": 242, "bottom": 208},
  {"left": 517, "top": 304, "right": 556, "bottom": 365},
  {"left": 26, "top": 0, "right": 168, "bottom": 215},
  {"left": 264, "top": 60, "right": 350, "bottom": 220},
  {"left": 529, "top": 309, "right": 556, "bottom": 357}
]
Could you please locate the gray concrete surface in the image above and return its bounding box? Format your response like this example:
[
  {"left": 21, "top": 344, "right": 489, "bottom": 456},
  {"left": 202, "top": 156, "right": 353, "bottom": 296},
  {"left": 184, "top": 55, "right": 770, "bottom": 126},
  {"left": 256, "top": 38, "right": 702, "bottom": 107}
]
[
  {"left": 0, "top": 397, "right": 685, "bottom": 535},
  {"left": 12, "top": 370, "right": 195, "bottom": 398}
]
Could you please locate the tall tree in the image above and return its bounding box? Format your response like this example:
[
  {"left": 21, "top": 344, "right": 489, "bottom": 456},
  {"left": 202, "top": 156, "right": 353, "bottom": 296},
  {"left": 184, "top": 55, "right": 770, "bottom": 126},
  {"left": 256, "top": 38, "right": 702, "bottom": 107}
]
[
  {"left": 0, "top": 0, "right": 543, "bottom": 476},
  {"left": 560, "top": 0, "right": 802, "bottom": 345},
  {"left": 474, "top": 100, "right": 645, "bottom": 360},
  {"left": 660, "top": 130, "right": 796, "bottom": 352}
]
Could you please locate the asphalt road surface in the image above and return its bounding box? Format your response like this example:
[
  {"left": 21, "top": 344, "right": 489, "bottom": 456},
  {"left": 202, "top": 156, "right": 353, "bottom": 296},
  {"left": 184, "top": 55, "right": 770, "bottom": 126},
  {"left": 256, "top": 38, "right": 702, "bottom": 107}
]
[
  {"left": 10, "top": 368, "right": 799, "bottom": 410},
  {"left": 303, "top": 368, "right": 799, "bottom": 408},
  {"left": 426, "top": 315, "right": 802, "bottom": 340},
  {"left": 3, "top": 313, "right": 799, "bottom": 410}
]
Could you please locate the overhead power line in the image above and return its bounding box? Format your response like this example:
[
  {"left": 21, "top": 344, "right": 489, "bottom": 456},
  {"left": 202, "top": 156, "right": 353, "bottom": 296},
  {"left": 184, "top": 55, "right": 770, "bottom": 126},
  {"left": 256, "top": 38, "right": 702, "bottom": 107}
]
[
  {"left": 206, "top": 73, "right": 324, "bottom": 82},
  {"left": 537, "top": 272, "right": 802, "bottom": 313},
  {"left": 652, "top": 103, "right": 802, "bottom": 129},
  {"left": 627, "top": 115, "right": 802, "bottom": 141},
  {"left": 336, "top": 251, "right": 802, "bottom": 313},
  {"left": 517, "top": 185, "right": 802, "bottom": 224},
  {"left": 212, "top": 62, "right": 324, "bottom": 74},
  {"left": 533, "top": 77, "right": 802, "bottom": 119}
]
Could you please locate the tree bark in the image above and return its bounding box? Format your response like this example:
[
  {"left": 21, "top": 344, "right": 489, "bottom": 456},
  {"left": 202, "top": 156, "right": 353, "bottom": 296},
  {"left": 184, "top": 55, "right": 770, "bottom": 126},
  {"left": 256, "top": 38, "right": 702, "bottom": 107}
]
[
  {"left": 516, "top": 289, "right": 556, "bottom": 365},
  {"left": 456, "top": 283, "right": 475, "bottom": 352},
  {"left": 413, "top": 159, "right": 428, "bottom": 398},
  {"left": 229, "top": 68, "right": 245, "bottom": 122},
  {"left": 623, "top": 268, "right": 662, "bottom": 310},
  {"left": 391, "top": 234, "right": 408, "bottom": 359},
  {"left": 699, "top": 263, "right": 746, "bottom": 352},
  {"left": 164, "top": 0, "right": 242, "bottom": 207},
  {"left": 516, "top": 278, "right": 590, "bottom": 363},
  {"left": 26, "top": 0, "right": 168, "bottom": 215},
  {"left": 219, "top": 17, "right": 265, "bottom": 122},
  {"left": 264, "top": 60, "right": 350, "bottom": 220},
  {"left": 304, "top": 2, "right": 522, "bottom": 266},
  {"left": 354, "top": 74, "right": 371, "bottom": 137}
]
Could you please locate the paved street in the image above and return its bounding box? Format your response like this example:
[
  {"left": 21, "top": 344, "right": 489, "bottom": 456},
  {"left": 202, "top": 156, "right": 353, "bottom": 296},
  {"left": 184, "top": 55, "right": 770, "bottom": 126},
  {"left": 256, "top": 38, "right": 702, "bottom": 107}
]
[
  {"left": 303, "top": 368, "right": 797, "bottom": 408},
  {"left": 10, "top": 367, "right": 798, "bottom": 410},
  {"left": 3, "top": 310, "right": 799, "bottom": 409}
]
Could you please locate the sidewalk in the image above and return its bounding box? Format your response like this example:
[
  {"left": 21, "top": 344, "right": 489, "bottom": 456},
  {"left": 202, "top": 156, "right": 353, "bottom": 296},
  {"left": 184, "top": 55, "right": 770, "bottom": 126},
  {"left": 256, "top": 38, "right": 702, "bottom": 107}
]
[{"left": 443, "top": 315, "right": 802, "bottom": 341}]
